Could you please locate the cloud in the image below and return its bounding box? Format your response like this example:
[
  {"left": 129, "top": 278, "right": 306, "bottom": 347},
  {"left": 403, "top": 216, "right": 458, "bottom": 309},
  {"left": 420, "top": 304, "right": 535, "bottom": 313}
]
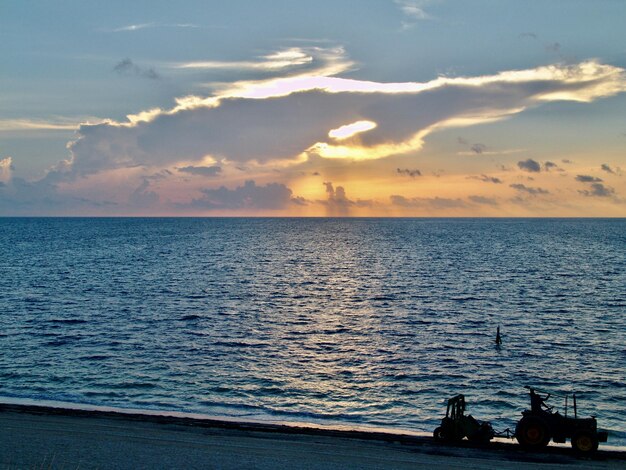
[
  {"left": 173, "top": 47, "right": 315, "bottom": 72},
  {"left": 578, "top": 183, "right": 616, "bottom": 198},
  {"left": 114, "top": 58, "right": 160, "bottom": 80},
  {"left": 189, "top": 180, "right": 295, "bottom": 210},
  {"left": 600, "top": 163, "right": 620, "bottom": 175},
  {"left": 129, "top": 179, "right": 159, "bottom": 207},
  {"left": 108, "top": 23, "right": 200, "bottom": 32},
  {"left": 321, "top": 182, "right": 371, "bottom": 215},
  {"left": 0, "top": 157, "right": 13, "bottom": 182},
  {"left": 390, "top": 195, "right": 466, "bottom": 208},
  {"left": 457, "top": 137, "right": 486, "bottom": 154},
  {"left": 575, "top": 174, "right": 603, "bottom": 183},
  {"left": 519, "top": 32, "right": 563, "bottom": 56},
  {"left": 517, "top": 159, "right": 541, "bottom": 172},
  {"left": 146, "top": 169, "right": 173, "bottom": 181},
  {"left": 0, "top": 118, "right": 91, "bottom": 131},
  {"left": 329, "top": 120, "right": 376, "bottom": 140},
  {"left": 470, "top": 143, "right": 487, "bottom": 154},
  {"left": 468, "top": 174, "right": 502, "bottom": 184},
  {"left": 64, "top": 60, "right": 626, "bottom": 179},
  {"left": 468, "top": 195, "right": 498, "bottom": 206},
  {"left": 177, "top": 165, "right": 222, "bottom": 177},
  {"left": 395, "top": 0, "right": 432, "bottom": 22},
  {"left": 291, "top": 196, "right": 309, "bottom": 206},
  {"left": 562, "top": 159, "right": 573, "bottom": 164},
  {"left": 544, "top": 161, "right": 559, "bottom": 171},
  {"left": 397, "top": 168, "right": 422, "bottom": 177},
  {"left": 509, "top": 183, "right": 549, "bottom": 195},
  {"left": 0, "top": 172, "right": 110, "bottom": 215}
]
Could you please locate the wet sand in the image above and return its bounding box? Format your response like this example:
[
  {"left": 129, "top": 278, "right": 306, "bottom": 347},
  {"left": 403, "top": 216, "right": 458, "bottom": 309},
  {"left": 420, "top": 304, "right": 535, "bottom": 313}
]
[{"left": 1, "top": 403, "right": 624, "bottom": 469}]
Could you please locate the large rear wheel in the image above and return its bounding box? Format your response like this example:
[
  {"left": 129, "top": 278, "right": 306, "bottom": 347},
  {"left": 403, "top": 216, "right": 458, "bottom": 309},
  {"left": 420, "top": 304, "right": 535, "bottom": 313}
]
[
  {"left": 516, "top": 416, "right": 551, "bottom": 449},
  {"left": 571, "top": 431, "right": 599, "bottom": 454}
]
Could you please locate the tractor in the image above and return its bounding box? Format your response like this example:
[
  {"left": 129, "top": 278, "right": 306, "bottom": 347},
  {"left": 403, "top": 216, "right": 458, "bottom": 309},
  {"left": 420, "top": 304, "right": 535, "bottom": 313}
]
[
  {"left": 433, "top": 394, "right": 494, "bottom": 443},
  {"left": 515, "top": 386, "right": 608, "bottom": 454},
  {"left": 433, "top": 388, "right": 609, "bottom": 454}
]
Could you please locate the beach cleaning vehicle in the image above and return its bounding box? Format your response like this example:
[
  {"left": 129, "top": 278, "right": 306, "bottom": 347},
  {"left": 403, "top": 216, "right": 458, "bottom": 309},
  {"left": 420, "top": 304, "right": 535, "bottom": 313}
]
[
  {"left": 434, "top": 388, "right": 608, "bottom": 454},
  {"left": 432, "top": 394, "right": 495, "bottom": 443},
  {"left": 515, "top": 386, "right": 608, "bottom": 453}
]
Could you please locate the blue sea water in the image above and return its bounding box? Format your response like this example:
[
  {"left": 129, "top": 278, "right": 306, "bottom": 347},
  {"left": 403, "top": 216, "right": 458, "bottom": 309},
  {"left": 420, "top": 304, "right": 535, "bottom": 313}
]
[{"left": 0, "top": 218, "right": 625, "bottom": 444}]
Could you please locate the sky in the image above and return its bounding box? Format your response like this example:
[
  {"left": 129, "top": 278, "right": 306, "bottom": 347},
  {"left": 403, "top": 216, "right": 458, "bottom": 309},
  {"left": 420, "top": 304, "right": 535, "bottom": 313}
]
[{"left": 1, "top": 0, "right": 625, "bottom": 216}]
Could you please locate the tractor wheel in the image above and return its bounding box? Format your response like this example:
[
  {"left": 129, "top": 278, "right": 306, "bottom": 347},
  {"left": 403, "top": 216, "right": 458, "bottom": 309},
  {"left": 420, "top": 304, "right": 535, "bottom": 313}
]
[
  {"left": 571, "top": 431, "right": 599, "bottom": 454},
  {"left": 515, "top": 416, "right": 551, "bottom": 449},
  {"left": 433, "top": 427, "right": 444, "bottom": 440}
]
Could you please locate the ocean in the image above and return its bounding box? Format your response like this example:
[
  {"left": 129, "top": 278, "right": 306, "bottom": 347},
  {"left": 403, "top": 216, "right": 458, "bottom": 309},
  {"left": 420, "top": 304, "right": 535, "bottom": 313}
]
[{"left": 1, "top": 218, "right": 624, "bottom": 444}]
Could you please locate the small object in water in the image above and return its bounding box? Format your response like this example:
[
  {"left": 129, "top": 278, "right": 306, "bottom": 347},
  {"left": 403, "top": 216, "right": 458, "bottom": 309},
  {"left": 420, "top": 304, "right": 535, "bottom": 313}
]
[{"left": 495, "top": 326, "right": 502, "bottom": 345}]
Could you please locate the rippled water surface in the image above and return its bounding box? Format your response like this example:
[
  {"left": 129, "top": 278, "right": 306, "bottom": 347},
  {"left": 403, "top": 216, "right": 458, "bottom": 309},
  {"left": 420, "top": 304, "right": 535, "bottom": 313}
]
[{"left": 1, "top": 218, "right": 624, "bottom": 443}]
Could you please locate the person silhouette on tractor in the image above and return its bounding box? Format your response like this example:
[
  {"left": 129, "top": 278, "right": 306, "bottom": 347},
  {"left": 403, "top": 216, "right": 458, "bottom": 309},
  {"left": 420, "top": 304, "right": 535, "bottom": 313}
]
[{"left": 529, "top": 388, "right": 552, "bottom": 413}]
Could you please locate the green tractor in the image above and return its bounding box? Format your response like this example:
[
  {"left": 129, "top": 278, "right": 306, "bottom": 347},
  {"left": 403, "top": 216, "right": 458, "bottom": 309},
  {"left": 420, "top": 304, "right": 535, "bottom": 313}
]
[
  {"left": 515, "top": 387, "right": 608, "bottom": 454},
  {"left": 433, "top": 394, "right": 494, "bottom": 443}
]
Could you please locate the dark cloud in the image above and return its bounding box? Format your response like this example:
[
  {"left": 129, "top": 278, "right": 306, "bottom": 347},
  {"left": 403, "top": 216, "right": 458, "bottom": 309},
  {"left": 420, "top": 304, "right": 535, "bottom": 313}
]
[
  {"left": 600, "top": 163, "right": 615, "bottom": 174},
  {"left": 113, "top": 58, "right": 160, "bottom": 80},
  {"left": 177, "top": 165, "right": 222, "bottom": 177},
  {"left": 600, "top": 163, "right": 618, "bottom": 175},
  {"left": 544, "top": 161, "right": 559, "bottom": 171},
  {"left": 509, "top": 183, "right": 549, "bottom": 195},
  {"left": 397, "top": 168, "right": 422, "bottom": 177},
  {"left": 578, "top": 183, "right": 616, "bottom": 198},
  {"left": 575, "top": 174, "right": 603, "bottom": 183},
  {"left": 468, "top": 195, "right": 498, "bottom": 206},
  {"left": 312, "top": 171, "right": 320, "bottom": 176},
  {"left": 189, "top": 180, "right": 294, "bottom": 210},
  {"left": 468, "top": 174, "right": 502, "bottom": 184},
  {"left": 0, "top": 174, "right": 118, "bottom": 215},
  {"left": 390, "top": 195, "right": 466, "bottom": 209},
  {"left": 562, "top": 159, "right": 572, "bottom": 164},
  {"left": 321, "top": 182, "right": 371, "bottom": 215},
  {"left": 517, "top": 159, "right": 541, "bottom": 173}
]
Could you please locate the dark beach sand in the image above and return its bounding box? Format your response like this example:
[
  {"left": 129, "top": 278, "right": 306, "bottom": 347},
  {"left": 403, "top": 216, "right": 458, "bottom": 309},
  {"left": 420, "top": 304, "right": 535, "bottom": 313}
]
[{"left": 1, "top": 403, "right": 624, "bottom": 469}]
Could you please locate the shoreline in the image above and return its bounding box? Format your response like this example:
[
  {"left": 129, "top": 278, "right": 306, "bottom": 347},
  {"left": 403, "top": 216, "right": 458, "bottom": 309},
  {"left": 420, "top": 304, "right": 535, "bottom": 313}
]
[{"left": 2, "top": 402, "right": 625, "bottom": 469}]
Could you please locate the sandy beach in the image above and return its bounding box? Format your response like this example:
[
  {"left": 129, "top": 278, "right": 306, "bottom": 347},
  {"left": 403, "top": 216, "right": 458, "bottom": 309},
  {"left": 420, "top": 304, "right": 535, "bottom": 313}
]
[{"left": 1, "top": 403, "right": 624, "bottom": 470}]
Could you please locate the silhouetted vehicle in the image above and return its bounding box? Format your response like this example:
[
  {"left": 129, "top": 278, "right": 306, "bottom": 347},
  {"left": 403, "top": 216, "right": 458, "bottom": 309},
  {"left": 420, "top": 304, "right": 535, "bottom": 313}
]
[
  {"left": 515, "top": 386, "right": 608, "bottom": 454},
  {"left": 433, "top": 388, "right": 608, "bottom": 454},
  {"left": 433, "top": 394, "right": 494, "bottom": 443}
]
